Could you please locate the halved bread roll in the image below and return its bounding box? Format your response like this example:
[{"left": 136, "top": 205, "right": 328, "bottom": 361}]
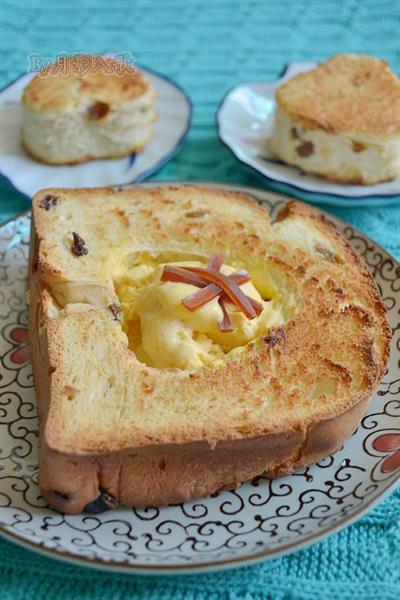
[
  {"left": 29, "top": 187, "right": 391, "bottom": 514},
  {"left": 270, "top": 54, "right": 400, "bottom": 184},
  {"left": 22, "top": 54, "right": 157, "bottom": 164}
]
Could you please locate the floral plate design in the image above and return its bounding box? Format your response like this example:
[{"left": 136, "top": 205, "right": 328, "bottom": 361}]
[{"left": 0, "top": 182, "right": 399, "bottom": 575}]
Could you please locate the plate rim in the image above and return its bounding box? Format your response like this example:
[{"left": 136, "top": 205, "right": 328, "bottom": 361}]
[
  {"left": 0, "top": 63, "right": 193, "bottom": 201},
  {"left": 216, "top": 63, "right": 400, "bottom": 204},
  {"left": 1, "top": 476, "right": 399, "bottom": 577},
  {"left": 0, "top": 180, "right": 399, "bottom": 575}
]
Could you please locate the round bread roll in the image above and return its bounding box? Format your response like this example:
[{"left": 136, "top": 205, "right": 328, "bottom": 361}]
[
  {"left": 22, "top": 54, "right": 157, "bottom": 164},
  {"left": 270, "top": 54, "right": 400, "bottom": 185}
]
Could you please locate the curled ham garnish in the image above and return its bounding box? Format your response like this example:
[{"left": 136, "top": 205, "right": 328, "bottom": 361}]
[
  {"left": 207, "top": 253, "right": 225, "bottom": 271},
  {"left": 182, "top": 271, "right": 250, "bottom": 311},
  {"left": 218, "top": 297, "right": 234, "bottom": 332},
  {"left": 161, "top": 255, "right": 263, "bottom": 332},
  {"left": 182, "top": 266, "right": 257, "bottom": 319},
  {"left": 161, "top": 265, "right": 208, "bottom": 288}
]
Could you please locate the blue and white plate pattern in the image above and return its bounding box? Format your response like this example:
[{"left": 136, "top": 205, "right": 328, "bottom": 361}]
[{"left": 217, "top": 63, "right": 400, "bottom": 207}]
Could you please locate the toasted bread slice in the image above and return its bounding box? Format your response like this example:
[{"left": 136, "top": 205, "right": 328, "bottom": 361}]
[
  {"left": 22, "top": 55, "right": 157, "bottom": 165},
  {"left": 270, "top": 54, "right": 400, "bottom": 184},
  {"left": 29, "top": 187, "right": 391, "bottom": 513}
]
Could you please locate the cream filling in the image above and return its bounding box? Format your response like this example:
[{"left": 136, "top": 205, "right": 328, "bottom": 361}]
[{"left": 115, "top": 261, "right": 284, "bottom": 370}]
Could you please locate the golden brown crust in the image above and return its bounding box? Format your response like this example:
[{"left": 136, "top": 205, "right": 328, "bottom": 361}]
[
  {"left": 31, "top": 188, "right": 391, "bottom": 450},
  {"left": 276, "top": 54, "right": 400, "bottom": 136},
  {"left": 29, "top": 187, "right": 392, "bottom": 513},
  {"left": 23, "top": 54, "right": 151, "bottom": 111},
  {"left": 38, "top": 394, "right": 373, "bottom": 514},
  {"left": 31, "top": 186, "right": 270, "bottom": 290}
]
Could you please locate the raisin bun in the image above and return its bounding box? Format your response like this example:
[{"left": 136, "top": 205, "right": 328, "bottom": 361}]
[
  {"left": 22, "top": 54, "right": 157, "bottom": 165},
  {"left": 270, "top": 54, "right": 400, "bottom": 184}
]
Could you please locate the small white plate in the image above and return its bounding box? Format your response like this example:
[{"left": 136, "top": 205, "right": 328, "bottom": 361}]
[
  {"left": 0, "top": 66, "right": 192, "bottom": 200},
  {"left": 0, "top": 182, "right": 399, "bottom": 575},
  {"left": 217, "top": 62, "right": 400, "bottom": 207}
]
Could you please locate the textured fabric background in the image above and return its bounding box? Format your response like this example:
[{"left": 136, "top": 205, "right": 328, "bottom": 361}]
[{"left": 0, "top": 1, "right": 399, "bottom": 599}]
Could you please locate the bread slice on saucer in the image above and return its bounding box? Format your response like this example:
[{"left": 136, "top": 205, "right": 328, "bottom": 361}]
[
  {"left": 29, "top": 186, "right": 391, "bottom": 514},
  {"left": 270, "top": 54, "right": 400, "bottom": 184},
  {"left": 22, "top": 54, "right": 157, "bottom": 165}
]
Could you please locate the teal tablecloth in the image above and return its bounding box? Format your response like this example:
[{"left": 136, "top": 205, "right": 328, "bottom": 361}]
[{"left": 0, "top": 1, "right": 399, "bottom": 599}]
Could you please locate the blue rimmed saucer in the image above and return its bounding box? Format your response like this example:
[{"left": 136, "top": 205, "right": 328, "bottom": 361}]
[{"left": 0, "top": 63, "right": 192, "bottom": 200}]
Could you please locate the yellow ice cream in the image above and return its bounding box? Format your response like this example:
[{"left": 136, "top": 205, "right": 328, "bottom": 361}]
[{"left": 115, "top": 261, "right": 283, "bottom": 370}]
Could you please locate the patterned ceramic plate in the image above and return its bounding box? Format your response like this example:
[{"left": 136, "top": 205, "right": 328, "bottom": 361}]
[
  {"left": 0, "top": 63, "right": 192, "bottom": 200},
  {"left": 0, "top": 182, "right": 399, "bottom": 575},
  {"left": 217, "top": 63, "right": 400, "bottom": 208}
]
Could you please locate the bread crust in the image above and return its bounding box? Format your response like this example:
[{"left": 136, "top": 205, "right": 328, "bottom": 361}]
[
  {"left": 23, "top": 55, "right": 151, "bottom": 111},
  {"left": 276, "top": 54, "right": 400, "bottom": 137},
  {"left": 38, "top": 394, "right": 371, "bottom": 514},
  {"left": 29, "top": 187, "right": 392, "bottom": 514}
]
